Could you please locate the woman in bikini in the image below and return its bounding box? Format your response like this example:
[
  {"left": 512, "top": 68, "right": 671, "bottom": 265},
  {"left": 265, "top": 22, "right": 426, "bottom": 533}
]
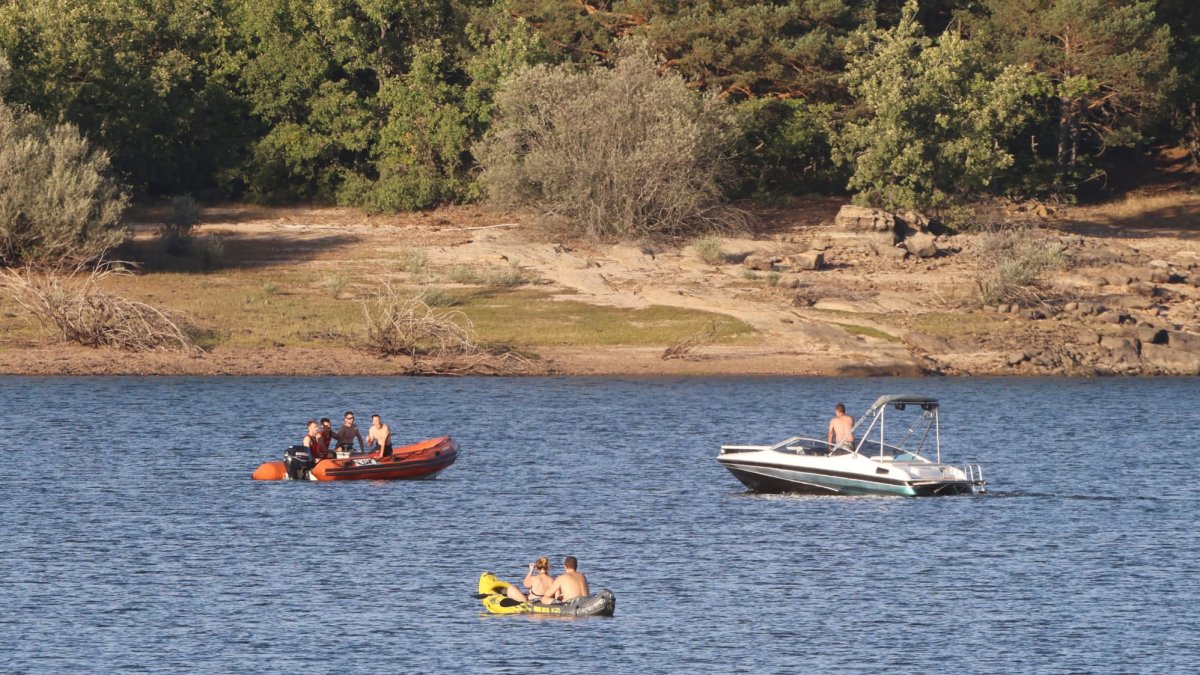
[
  {"left": 504, "top": 556, "right": 555, "bottom": 603},
  {"left": 523, "top": 557, "right": 555, "bottom": 601}
]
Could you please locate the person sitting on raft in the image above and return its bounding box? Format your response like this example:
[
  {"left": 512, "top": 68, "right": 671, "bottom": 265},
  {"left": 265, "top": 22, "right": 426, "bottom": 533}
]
[
  {"left": 319, "top": 417, "right": 334, "bottom": 452},
  {"left": 507, "top": 555, "right": 590, "bottom": 604},
  {"left": 333, "top": 411, "right": 366, "bottom": 454},
  {"left": 539, "top": 555, "right": 589, "bottom": 604},
  {"left": 302, "top": 420, "right": 329, "bottom": 460},
  {"left": 524, "top": 557, "right": 554, "bottom": 600},
  {"left": 366, "top": 414, "right": 392, "bottom": 458},
  {"left": 504, "top": 556, "right": 555, "bottom": 603}
]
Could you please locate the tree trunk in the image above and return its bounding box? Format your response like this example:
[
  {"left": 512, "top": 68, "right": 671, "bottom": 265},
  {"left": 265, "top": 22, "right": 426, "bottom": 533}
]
[{"left": 1056, "top": 94, "right": 1077, "bottom": 190}]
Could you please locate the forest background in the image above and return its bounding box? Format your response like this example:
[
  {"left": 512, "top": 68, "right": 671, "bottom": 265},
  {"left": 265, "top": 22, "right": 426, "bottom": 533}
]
[{"left": 2, "top": 0, "right": 1197, "bottom": 239}]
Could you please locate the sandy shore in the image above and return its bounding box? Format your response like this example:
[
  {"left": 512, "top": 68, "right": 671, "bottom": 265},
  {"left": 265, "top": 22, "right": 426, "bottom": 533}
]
[{"left": 4, "top": 196, "right": 1200, "bottom": 377}]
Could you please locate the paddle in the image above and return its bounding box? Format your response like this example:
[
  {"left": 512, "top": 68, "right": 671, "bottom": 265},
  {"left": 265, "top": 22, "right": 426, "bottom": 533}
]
[{"left": 472, "top": 593, "right": 525, "bottom": 608}]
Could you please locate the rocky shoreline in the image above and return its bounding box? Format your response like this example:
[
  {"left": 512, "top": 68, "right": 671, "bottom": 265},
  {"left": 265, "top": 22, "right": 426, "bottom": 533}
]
[{"left": 2, "top": 198, "right": 1199, "bottom": 377}]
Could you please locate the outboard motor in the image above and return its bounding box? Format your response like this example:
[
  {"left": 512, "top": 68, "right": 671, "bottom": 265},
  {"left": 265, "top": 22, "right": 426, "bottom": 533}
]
[{"left": 283, "top": 446, "right": 315, "bottom": 480}]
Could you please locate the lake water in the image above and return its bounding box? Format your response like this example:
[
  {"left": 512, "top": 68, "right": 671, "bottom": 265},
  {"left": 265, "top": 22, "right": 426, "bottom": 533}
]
[{"left": 1, "top": 376, "right": 1197, "bottom": 673}]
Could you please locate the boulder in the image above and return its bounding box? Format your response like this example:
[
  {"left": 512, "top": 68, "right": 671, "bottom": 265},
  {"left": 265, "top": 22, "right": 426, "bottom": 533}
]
[
  {"left": 742, "top": 254, "right": 776, "bottom": 271},
  {"left": 1100, "top": 335, "right": 1138, "bottom": 353},
  {"left": 902, "top": 231, "right": 939, "bottom": 258},
  {"left": 835, "top": 205, "right": 895, "bottom": 234},
  {"left": 1166, "top": 330, "right": 1200, "bottom": 353},
  {"left": 1141, "top": 343, "right": 1200, "bottom": 374},
  {"left": 1096, "top": 310, "right": 1130, "bottom": 324},
  {"left": 1135, "top": 326, "right": 1167, "bottom": 345},
  {"left": 869, "top": 240, "right": 908, "bottom": 260},
  {"left": 790, "top": 251, "right": 824, "bottom": 271},
  {"left": 1128, "top": 281, "right": 1158, "bottom": 297},
  {"left": 1076, "top": 330, "right": 1100, "bottom": 345}
]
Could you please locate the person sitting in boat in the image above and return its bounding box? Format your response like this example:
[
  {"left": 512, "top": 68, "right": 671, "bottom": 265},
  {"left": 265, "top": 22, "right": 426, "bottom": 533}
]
[
  {"left": 523, "top": 557, "right": 554, "bottom": 601},
  {"left": 319, "top": 417, "right": 334, "bottom": 451},
  {"left": 333, "top": 411, "right": 366, "bottom": 453},
  {"left": 366, "top": 414, "right": 393, "bottom": 458},
  {"left": 302, "top": 420, "right": 329, "bottom": 459},
  {"left": 539, "top": 555, "right": 589, "bottom": 605},
  {"left": 827, "top": 403, "right": 855, "bottom": 451}
]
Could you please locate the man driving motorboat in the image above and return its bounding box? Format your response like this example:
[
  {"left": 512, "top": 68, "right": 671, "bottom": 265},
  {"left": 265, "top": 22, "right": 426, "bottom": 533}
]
[{"left": 827, "top": 403, "right": 854, "bottom": 448}]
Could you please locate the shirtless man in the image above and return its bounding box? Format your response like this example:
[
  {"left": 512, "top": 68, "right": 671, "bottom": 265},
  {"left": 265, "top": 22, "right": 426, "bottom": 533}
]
[
  {"left": 334, "top": 411, "right": 366, "bottom": 453},
  {"left": 366, "top": 414, "right": 392, "bottom": 458},
  {"left": 827, "top": 403, "right": 855, "bottom": 449},
  {"left": 540, "top": 556, "right": 589, "bottom": 604}
]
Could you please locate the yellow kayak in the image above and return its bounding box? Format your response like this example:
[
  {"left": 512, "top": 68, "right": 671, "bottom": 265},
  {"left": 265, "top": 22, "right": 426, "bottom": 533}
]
[{"left": 477, "top": 572, "right": 615, "bottom": 617}]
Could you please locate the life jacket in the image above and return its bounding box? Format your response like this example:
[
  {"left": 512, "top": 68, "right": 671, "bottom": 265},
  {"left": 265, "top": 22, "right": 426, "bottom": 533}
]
[{"left": 306, "top": 433, "right": 328, "bottom": 459}]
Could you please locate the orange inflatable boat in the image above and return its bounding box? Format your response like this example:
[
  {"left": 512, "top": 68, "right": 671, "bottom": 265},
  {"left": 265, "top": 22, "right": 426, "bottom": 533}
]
[{"left": 252, "top": 436, "right": 459, "bottom": 481}]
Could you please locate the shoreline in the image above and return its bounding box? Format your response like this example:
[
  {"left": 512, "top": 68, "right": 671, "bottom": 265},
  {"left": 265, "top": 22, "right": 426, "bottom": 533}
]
[{"left": 0, "top": 343, "right": 1080, "bottom": 377}]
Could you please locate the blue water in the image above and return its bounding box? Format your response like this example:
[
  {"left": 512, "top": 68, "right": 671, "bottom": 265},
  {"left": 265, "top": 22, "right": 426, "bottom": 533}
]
[{"left": 1, "top": 376, "right": 1197, "bottom": 673}]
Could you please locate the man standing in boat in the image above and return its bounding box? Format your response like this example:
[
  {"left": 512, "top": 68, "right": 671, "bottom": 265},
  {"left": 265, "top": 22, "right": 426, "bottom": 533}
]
[
  {"left": 366, "top": 414, "right": 392, "bottom": 458},
  {"left": 540, "top": 556, "right": 589, "bottom": 604},
  {"left": 334, "top": 411, "right": 366, "bottom": 453},
  {"left": 828, "top": 403, "right": 855, "bottom": 450}
]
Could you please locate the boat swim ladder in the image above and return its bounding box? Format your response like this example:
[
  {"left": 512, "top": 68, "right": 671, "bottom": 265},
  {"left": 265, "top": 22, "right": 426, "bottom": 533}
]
[{"left": 964, "top": 464, "right": 984, "bottom": 486}]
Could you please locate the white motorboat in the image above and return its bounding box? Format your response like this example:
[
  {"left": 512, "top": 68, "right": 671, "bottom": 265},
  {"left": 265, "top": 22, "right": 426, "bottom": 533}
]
[{"left": 718, "top": 395, "right": 985, "bottom": 497}]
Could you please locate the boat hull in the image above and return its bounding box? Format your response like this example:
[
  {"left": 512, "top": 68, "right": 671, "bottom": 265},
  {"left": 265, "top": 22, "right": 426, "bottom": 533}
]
[
  {"left": 253, "top": 436, "right": 458, "bottom": 481},
  {"left": 718, "top": 453, "right": 979, "bottom": 497},
  {"left": 720, "top": 461, "right": 974, "bottom": 494}
]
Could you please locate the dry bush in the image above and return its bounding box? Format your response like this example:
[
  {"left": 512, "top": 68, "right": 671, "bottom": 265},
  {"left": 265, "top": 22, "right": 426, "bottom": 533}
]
[
  {"left": 662, "top": 321, "right": 720, "bottom": 360},
  {"left": 692, "top": 236, "right": 727, "bottom": 265},
  {"left": 361, "top": 286, "right": 534, "bottom": 374},
  {"left": 361, "top": 286, "right": 480, "bottom": 363},
  {"left": 476, "top": 41, "right": 750, "bottom": 241},
  {"left": 0, "top": 263, "right": 196, "bottom": 351},
  {"left": 973, "top": 226, "right": 1066, "bottom": 306},
  {"left": 0, "top": 101, "right": 128, "bottom": 266}
]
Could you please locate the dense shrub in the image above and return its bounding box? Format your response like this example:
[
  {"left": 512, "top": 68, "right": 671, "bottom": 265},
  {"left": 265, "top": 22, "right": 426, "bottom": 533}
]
[
  {"left": 0, "top": 100, "right": 128, "bottom": 266},
  {"left": 833, "top": 0, "right": 1035, "bottom": 214},
  {"left": 476, "top": 43, "right": 748, "bottom": 240},
  {"left": 733, "top": 98, "right": 845, "bottom": 199},
  {"left": 159, "top": 195, "right": 201, "bottom": 256}
]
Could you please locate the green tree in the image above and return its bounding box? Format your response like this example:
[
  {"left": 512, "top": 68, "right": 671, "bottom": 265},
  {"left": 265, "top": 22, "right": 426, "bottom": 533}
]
[
  {"left": 967, "top": 0, "right": 1174, "bottom": 188},
  {"left": 833, "top": 0, "right": 1035, "bottom": 213},
  {"left": 505, "top": 0, "right": 873, "bottom": 100},
  {"left": 230, "top": 0, "right": 544, "bottom": 211},
  {"left": 0, "top": 0, "right": 251, "bottom": 195},
  {"left": 1157, "top": 0, "right": 1200, "bottom": 166}
]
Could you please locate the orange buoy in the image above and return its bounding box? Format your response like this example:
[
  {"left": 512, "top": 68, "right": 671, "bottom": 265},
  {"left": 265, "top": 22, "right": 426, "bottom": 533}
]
[{"left": 252, "top": 461, "right": 287, "bottom": 481}]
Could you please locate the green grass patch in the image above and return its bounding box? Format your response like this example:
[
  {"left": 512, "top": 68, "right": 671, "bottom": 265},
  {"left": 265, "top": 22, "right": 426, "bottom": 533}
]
[
  {"left": 6, "top": 271, "right": 756, "bottom": 351},
  {"left": 455, "top": 289, "right": 756, "bottom": 347},
  {"left": 832, "top": 322, "right": 900, "bottom": 342}
]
